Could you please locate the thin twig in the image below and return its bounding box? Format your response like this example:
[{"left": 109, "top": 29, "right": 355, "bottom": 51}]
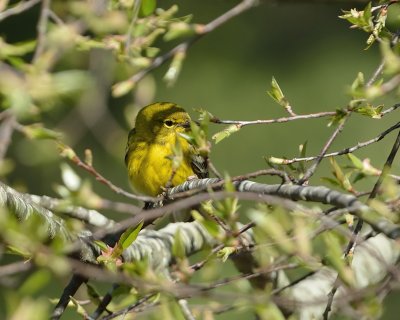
[
  {"left": 279, "top": 121, "right": 400, "bottom": 164},
  {"left": 99, "top": 199, "right": 142, "bottom": 215},
  {"left": 91, "top": 283, "right": 119, "bottom": 319},
  {"left": 379, "top": 74, "right": 400, "bottom": 94},
  {"left": 207, "top": 158, "right": 222, "bottom": 179},
  {"left": 323, "top": 129, "right": 400, "bottom": 319},
  {"left": 298, "top": 113, "right": 350, "bottom": 184},
  {"left": 204, "top": 262, "right": 297, "bottom": 292},
  {"left": 348, "top": 128, "right": 400, "bottom": 252},
  {"left": 124, "top": 0, "right": 142, "bottom": 55},
  {"left": 63, "top": 145, "right": 156, "bottom": 202},
  {"left": 32, "top": 0, "right": 51, "bottom": 63},
  {"left": 366, "top": 60, "right": 385, "bottom": 87},
  {"left": 0, "top": 0, "right": 41, "bottom": 22},
  {"left": 51, "top": 274, "right": 88, "bottom": 320},
  {"left": 189, "top": 221, "right": 256, "bottom": 272},
  {"left": 99, "top": 294, "right": 156, "bottom": 320},
  {"left": 178, "top": 299, "right": 196, "bottom": 320},
  {"left": 0, "top": 260, "right": 32, "bottom": 277},
  {"left": 211, "top": 111, "right": 337, "bottom": 127},
  {"left": 48, "top": 9, "right": 65, "bottom": 25},
  {"left": 381, "top": 103, "right": 400, "bottom": 116},
  {"left": 0, "top": 112, "right": 16, "bottom": 161}
]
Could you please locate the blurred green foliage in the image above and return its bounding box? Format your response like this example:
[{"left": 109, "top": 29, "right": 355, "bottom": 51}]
[{"left": 1, "top": 0, "right": 400, "bottom": 319}]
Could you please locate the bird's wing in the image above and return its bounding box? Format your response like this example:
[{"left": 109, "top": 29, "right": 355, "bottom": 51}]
[
  {"left": 191, "top": 153, "right": 209, "bottom": 179},
  {"left": 125, "top": 127, "right": 136, "bottom": 165}
]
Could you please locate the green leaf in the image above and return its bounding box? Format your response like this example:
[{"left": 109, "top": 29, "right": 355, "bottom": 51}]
[
  {"left": 322, "top": 232, "right": 354, "bottom": 286},
  {"left": 140, "top": 0, "right": 156, "bottom": 17},
  {"left": 145, "top": 46, "right": 160, "bottom": 58},
  {"left": 353, "top": 103, "right": 383, "bottom": 118},
  {"left": 70, "top": 296, "right": 88, "bottom": 317},
  {"left": 297, "top": 140, "right": 308, "bottom": 173},
  {"left": 347, "top": 153, "right": 363, "bottom": 170},
  {"left": 217, "top": 246, "right": 236, "bottom": 262},
  {"left": 223, "top": 173, "right": 235, "bottom": 193},
  {"left": 86, "top": 283, "right": 101, "bottom": 304},
  {"left": 249, "top": 209, "right": 295, "bottom": 254},
  {"left": 339, "top": 3, "right": 373, "bottom": 32},
  {"left": 163, "top": 50, "right": 186, "bottom": 86},
  {"left": 112, "top": 80, "right": 135, "bottom": 97},
  {"left": 212, "top": 124, "right": 240, "bottom": 143},
  {"left": 60, "top": 163, "right": 81, "bottom": 191},
  {"left": 266, "top": 156, "right": 286, "bottom": 165},
  {"left": 200, "top": 217, "right": 220, "bottom": 238},
  {"left": 0, "top": 38, "right": 36, "bottom": 59},
  {"left": 170, "top": 135, "right": 183, "bottom": 170},
  {"left": 58, "top": 143, "right": 77, "bottom": 160},
  {"left": 320, "top": 177, "right": 341, "bottom": 187},
  {"left": 353, "top": 172, "right": 366, "bottom": 184},
  {"left": 381, "top": 39, "right": 400, "bottom": 75},
  {"left": 172, "top": 228, "right": 186, "bottom": 259},
  {"left": 20, "top": 270, "right": 51, "bottom": 295},
  {"left": 94, "top": 240, "right": 108, "bottom": 252},
  {"left": 195, "top": 108, "right": 214, "bottom": 124},
  {"left": 22, "top": 123, "right": 63, "bottom": 140},
  {"left": 350, "top": 72, "right": 365, "bottom": 98},
  {"left": 329, "top": 157, "right": 353, "bottom": 192},
  {"left": 328, "top": 109, "right": 348, "bottom": 127},
  {"left": 267, "top": 77, "right": 289, "bottom": 108},
  {"left": 6, "top": 245, "right": 31, "bottom": 258},
  {"left": 118, "top": 220, "right": 144, "bottom": 250},
  {"left": 164, "top": 22, "right": 195, "bottom": 42}
]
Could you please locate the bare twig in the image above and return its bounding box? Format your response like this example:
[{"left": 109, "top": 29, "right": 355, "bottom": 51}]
[
  {"left": 99, "top": 294, "right": 156, "bottom": 320},
  {"left": 178, "top": 299, "right": 196, "bottom": 320},
  {"left": 379, "top": 74, "right": 400, "bottom": 94},
  {"left": 99, "top": 199, "right": 142, "bottom": 215},
  {"left": 0, "top": 0, "right": 41, "bottom": 22},
  {"left": 0, "top": 112, "right": 15, "bottom": 161},
  {"left": 190, "top": 221, "right": 256, "bottom": 272},
  {"left": 211, "top": 111, "right": 337, "bottom": 127},
  {"left": 323, "top": 128, "right": 400, "bottom": 319},
  {"left": 349, "top": 128, "right": 400, "bottom": 250},
  {"left": 124, "top": 0, "right": 142, "bottom": 55},
  {"left": 381, "top": 103, "right": 400, "bottom": 116},
  {"left": 366, "top": 60, "right": 385, "bottom": 87},
  {"left": 0, "top": 260, "right": 32, "bottom": 277},
  {"left": 51, "top": 274, "right": 88, "bottom": 320},
  {"left": 62, "top": 144, "right": 156, "bottom": 202},
  {"left": 91, "top": 283, "right": 118, "bottom": 319},
  {"left": 207, "top": 158, "right": 223, "bottom": 179},
  {"left": 279, "top": 121, "right": 400, "bottom": 164},
  {"left": 298, "top": 113, "right": 350, "bottom": 184},
  {"left": 32, "top": 0, "right": 51, "bottom": 63},
  {"left": 48, "top": 9, "right": 65, "bottom": 25}
]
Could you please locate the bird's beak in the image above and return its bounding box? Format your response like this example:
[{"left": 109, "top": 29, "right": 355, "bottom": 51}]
[{"left": 178, "top": 121, "right": 191, "bottom": 129}]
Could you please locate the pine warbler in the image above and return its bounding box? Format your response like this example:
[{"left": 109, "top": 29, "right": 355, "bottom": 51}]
[{"left": 125, "top": 102, "right": 207, "bottom": 196}]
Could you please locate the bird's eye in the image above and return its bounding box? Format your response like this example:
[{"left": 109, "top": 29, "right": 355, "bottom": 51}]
[{"left": 164, "top": 120, "right": 174, "bottom": 127}]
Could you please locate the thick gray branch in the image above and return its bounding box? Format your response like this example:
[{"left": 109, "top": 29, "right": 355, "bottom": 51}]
[
  {"left": 0, "top": 181, "right": 71, "bottom": 240},
  {"left": 169, "top": 179, "right": 400, "bottom": 239}
]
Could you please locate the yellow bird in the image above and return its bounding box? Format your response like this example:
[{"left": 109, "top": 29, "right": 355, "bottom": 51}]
[{"left": 125, "top": 102, "right": 208, "bottom": 197}]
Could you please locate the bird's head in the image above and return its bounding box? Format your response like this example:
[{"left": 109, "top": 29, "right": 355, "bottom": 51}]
[{"left": 135, "top": 102, "right": 191, "bottom": 141}]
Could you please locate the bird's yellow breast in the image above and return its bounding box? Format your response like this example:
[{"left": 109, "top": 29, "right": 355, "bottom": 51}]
[{"left": 126, "top": 136, "right": 194, "bottom": 196}]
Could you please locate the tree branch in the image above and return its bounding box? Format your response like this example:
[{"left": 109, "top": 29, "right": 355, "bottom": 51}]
[{"left": 0, "top": 0, "right": 41, "bottom": 22}]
